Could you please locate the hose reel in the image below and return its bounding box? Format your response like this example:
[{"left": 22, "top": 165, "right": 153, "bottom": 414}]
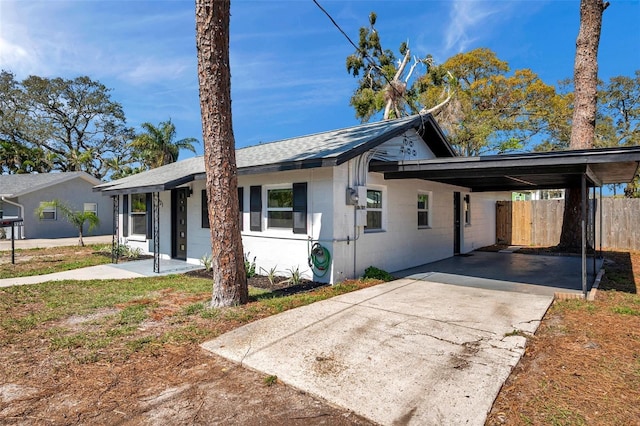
[{"left": 308, "top": 241, "right": 331, "bottom": 278}]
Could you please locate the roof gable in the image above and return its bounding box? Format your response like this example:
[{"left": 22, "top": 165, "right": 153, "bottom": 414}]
[{"left": 0, "top": 172, "right": 102, "bottom": 198}]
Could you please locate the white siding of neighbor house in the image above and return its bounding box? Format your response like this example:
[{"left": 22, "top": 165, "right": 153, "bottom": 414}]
[{"left": 117, "top": 167, "right": 509, "bottom": 284}]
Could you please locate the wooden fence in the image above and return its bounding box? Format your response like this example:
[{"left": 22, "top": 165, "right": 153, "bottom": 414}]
[{"left": 496, "top": 198, "right": 640, "bottom": 251}]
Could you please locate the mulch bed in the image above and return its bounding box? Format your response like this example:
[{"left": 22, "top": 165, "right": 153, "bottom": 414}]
[{"left": 185, "top": 269, "right": 329, "bottom": 296}]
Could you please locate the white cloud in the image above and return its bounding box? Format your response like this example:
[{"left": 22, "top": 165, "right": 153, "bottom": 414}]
[
  {"left": 444, "top": 1, "right": 504, "bottom": 53},
  {"left": 0, "top": 37, "right": 31, "bottom": 68}
]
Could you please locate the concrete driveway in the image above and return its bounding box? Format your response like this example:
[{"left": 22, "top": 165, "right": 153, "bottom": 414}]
[{"left": 202, "top": 275, "right": 553, "bottom": 425}]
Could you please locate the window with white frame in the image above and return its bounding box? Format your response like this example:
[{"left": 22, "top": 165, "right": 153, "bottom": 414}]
[
  {"left": 83, "top": 203, "right": 98, "bottom": 216},
  {"left": 267, "top": 187, "right": 293, "bottom": 229},
  {"left": 464, "top": 194, "right": 471, "bottom": 225},
  {"left": 417, "top": 192, "right": 431, "bottom": 228},
  {"left": 365, "top": 188, "right": 383, "bottom": 231},
  {"left": 130, "top": 193, "right": 147, "bottom": 236},
  {"left": 39, "top": 202, "right": 56, "bottom": 220}
]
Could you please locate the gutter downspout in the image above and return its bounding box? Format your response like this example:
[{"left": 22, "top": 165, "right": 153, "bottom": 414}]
[{"left": 1, "top": 196, "right": 25, "bottom": 239}]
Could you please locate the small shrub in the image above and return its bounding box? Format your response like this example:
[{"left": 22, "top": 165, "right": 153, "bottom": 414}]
[
  {"left": 362, "top": 266, "right": 394, "bottom": 282},
  {"left": 282, "top": 266, "right": 304, "bottom": 286},
  {"left": 200, "top": 253, "right": 213, "bottom": 272},
  {"left": 260, "top": 265, "right": 280, "bottom": 286},
  {"left": 96, "top": 244, "right": 142, "bottom": 260},
  {"left": 244, "top": 252, "right": 256, "bottom": 278}
]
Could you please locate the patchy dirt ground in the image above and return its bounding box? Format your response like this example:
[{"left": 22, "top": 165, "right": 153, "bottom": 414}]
[
  {"left": 0, "top": 344, "right": 372, "bottom": 425},
  {"left": 487, "top": 250, "right": 640, "bottom": 425},
  {"left": 1, "top": 249, "right": 638, "bottom": 426},
  {"left": 0, "top": 274, "right": 375, "bottom": 425}
]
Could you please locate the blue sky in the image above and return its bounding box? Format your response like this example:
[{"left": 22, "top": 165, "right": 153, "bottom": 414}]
[{"left": 1, "top": 0, "right": 638, "bottom": 159}]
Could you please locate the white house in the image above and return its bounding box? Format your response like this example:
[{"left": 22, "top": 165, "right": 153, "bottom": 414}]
[
  {"left": 95, "top": 113, "right": 640, "bottom": 284},
  {"left": 95, "top": 114, "right": 507, "bottom": 283}
]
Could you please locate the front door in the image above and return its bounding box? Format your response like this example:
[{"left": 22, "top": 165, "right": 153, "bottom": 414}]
[
  {"left": 172, "top": 188, "right": 189, "bottom": 260},
  {"left": 453, "top": 192, "right": 461, "bottom": 255}
]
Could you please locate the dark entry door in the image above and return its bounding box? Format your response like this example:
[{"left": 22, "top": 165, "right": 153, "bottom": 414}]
[
  {"left": 172, "top": 188, "right": 189, "bottom": 260},
  {"left": 453, "top": 192, "right": 461, "bottom": 255}
]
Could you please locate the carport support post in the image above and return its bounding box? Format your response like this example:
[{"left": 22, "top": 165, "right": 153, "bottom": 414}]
[
  {"left": 599, "top": 186, "right": 603, "bottom": 258},
  {"left": 111, "top": 195, "right": 119, "bottom": 264},
  {"left": 581, "top": 174, "right": 587, "bottom": 298}
]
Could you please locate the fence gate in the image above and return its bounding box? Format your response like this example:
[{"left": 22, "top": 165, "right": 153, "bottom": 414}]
[{"left": 495, "top": 198, "right": 640, "bottom": 251}]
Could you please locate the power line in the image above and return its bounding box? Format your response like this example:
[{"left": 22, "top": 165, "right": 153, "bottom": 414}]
[{"left": 312, "top": 0, "right": 421, "bottom": 117}]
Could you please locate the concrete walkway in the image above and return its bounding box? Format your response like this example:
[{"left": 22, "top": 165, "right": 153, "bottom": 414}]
[
  {"left": 0, "top": 235, "right": 113, "bottom": 251},
  {"left": 0, "top": 259, "right": 202, "bottom": 288},
  {"left": 202, "top": 276, "right": 553, "bottom": 426}
]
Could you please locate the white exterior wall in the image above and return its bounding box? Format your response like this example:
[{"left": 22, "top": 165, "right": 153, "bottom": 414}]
[
  {"left": 347, "top": 173, "right": 456, "bottom": 276},
  {"left": 122, "top": 191, "right": 173, "bottom": 259},
  {"left": 461, "top": 191, "right": 510, "bottom": 253},
  {"left": 115, "top": 166, "right": 509, "bottom": 284}
]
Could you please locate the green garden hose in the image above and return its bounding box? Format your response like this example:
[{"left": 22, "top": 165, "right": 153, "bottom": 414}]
[{"left": 308, "top": 241, "right": 331, "bottom": 278}]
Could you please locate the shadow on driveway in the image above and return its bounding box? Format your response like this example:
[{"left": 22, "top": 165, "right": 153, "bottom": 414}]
[{"left": 393, "top": 251, "right": 603, "bottom": 297}]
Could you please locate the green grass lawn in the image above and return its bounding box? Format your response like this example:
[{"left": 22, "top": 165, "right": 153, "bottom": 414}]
[{"left": 0, "top": 244, "right": 122, "bottom": 279}]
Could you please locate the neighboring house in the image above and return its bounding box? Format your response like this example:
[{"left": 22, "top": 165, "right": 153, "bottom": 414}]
[
  {"left": 513, "top": 189, "right": 565, "bottom": 201},
  {"left": 95, "top": 114, "right": 640, "bottom": 284},
  {"left": 96, "top": 114, "right": 508, "bottom": 283},
  {"left": 0, "top": 172, "right": 112, "bottom": 239}
]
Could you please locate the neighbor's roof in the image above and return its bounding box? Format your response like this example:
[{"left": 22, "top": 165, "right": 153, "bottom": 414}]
[
  {"left": 0, "top": 171, "right": 102, "bottom": 198},
  {"left": 95, "top": 114, "right": 454, "bottom": 195}
]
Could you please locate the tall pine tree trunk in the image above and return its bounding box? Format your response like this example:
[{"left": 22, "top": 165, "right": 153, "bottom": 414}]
[
  {"left": 559, "top": 0, "right": 608, "bottom": 250},
  {"left": 195, "top": 0, "right": 248, "bottom": 307}
]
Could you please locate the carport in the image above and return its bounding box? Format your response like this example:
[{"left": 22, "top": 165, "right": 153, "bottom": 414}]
[{"left": 371, "top": 146, "right": 640, "bottom": 298}]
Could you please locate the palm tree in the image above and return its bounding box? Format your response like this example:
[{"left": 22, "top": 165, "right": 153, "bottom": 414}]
[
  {"left": 35, "top": 200, "right": 100, "bottom": 246},
  {"left": 131, "top": 119, "right": 198, "bottom": 169}
]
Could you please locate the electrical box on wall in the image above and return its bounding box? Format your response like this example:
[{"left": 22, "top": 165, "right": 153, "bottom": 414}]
[
  {"left": 346, "top": 186, "right": 368, "bottom": 208},
  {"left": 356, "top": 186, "right": 367, "bottom": 208},
  {"left": 356, "top": 209, "right": 367, "bottom": 226},
  {"left": 346, "top": 188, "right": 358, "bottom": 205}
]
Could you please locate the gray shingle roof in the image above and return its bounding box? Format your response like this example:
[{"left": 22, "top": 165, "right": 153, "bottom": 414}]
[
  {"left": 0, "top": 172, "right": 101, "bottom": 198},
  {"left": 96, "top": 114, "right": 453, "bottom": 194}
]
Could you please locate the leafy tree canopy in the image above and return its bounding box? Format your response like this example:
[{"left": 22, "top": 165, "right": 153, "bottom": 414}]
[
  {"left": 345, "top": 14, "right": 562, "bottom": 157},
  {"left": 0, "top": 70, "right": 135, "bottom": 179}
]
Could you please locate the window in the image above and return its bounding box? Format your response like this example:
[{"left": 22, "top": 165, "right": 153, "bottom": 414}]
[
  {"left": 131, "top": 193, "right": 147, "bottom": 236},
  {"left": 418, "top": 193, "right": 431, "bottom": 228},
  {"left": 249, "top": 183, "right": 307, "bottom": 234},
  {"left": 83, "top": 203, "right": 97, "bottom": 216},
  {"left": 267, "top": 188, "right": 293, "bottom": 229},
  {"left": 39, "top": 202, "right": 56, "bottom": 220},
  {"left": 365, "top": 189, "right": 383, "bottom": 231},
  {"left": 464, "top": 194, "right": 471, "bottom": 225}
]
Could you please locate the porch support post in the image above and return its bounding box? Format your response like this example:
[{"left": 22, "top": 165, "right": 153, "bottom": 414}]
[
  {"left": 111, "top": 195, "right": 119, "bottom": 264},
  {"left": 153, "top": 191, "right": 160, "bottom": 273},
  {"left": 581, "top": 174, "right": 587, "bottom": 298},
  {"left": 592, "top": 186, "right": 596, "bottom": 278}
]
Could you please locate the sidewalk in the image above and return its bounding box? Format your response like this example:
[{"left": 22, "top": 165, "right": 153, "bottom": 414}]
[
  {"left": 0, "top": 235, "right": 113, "bottom": 251},
  {"left": 0, "top": 258, "right": 203, "bottom": 288}
]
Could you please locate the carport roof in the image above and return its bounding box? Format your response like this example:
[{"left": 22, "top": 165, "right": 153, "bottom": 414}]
[{"left": 370, "top": 146, "right": 640, "bottom": 192}]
